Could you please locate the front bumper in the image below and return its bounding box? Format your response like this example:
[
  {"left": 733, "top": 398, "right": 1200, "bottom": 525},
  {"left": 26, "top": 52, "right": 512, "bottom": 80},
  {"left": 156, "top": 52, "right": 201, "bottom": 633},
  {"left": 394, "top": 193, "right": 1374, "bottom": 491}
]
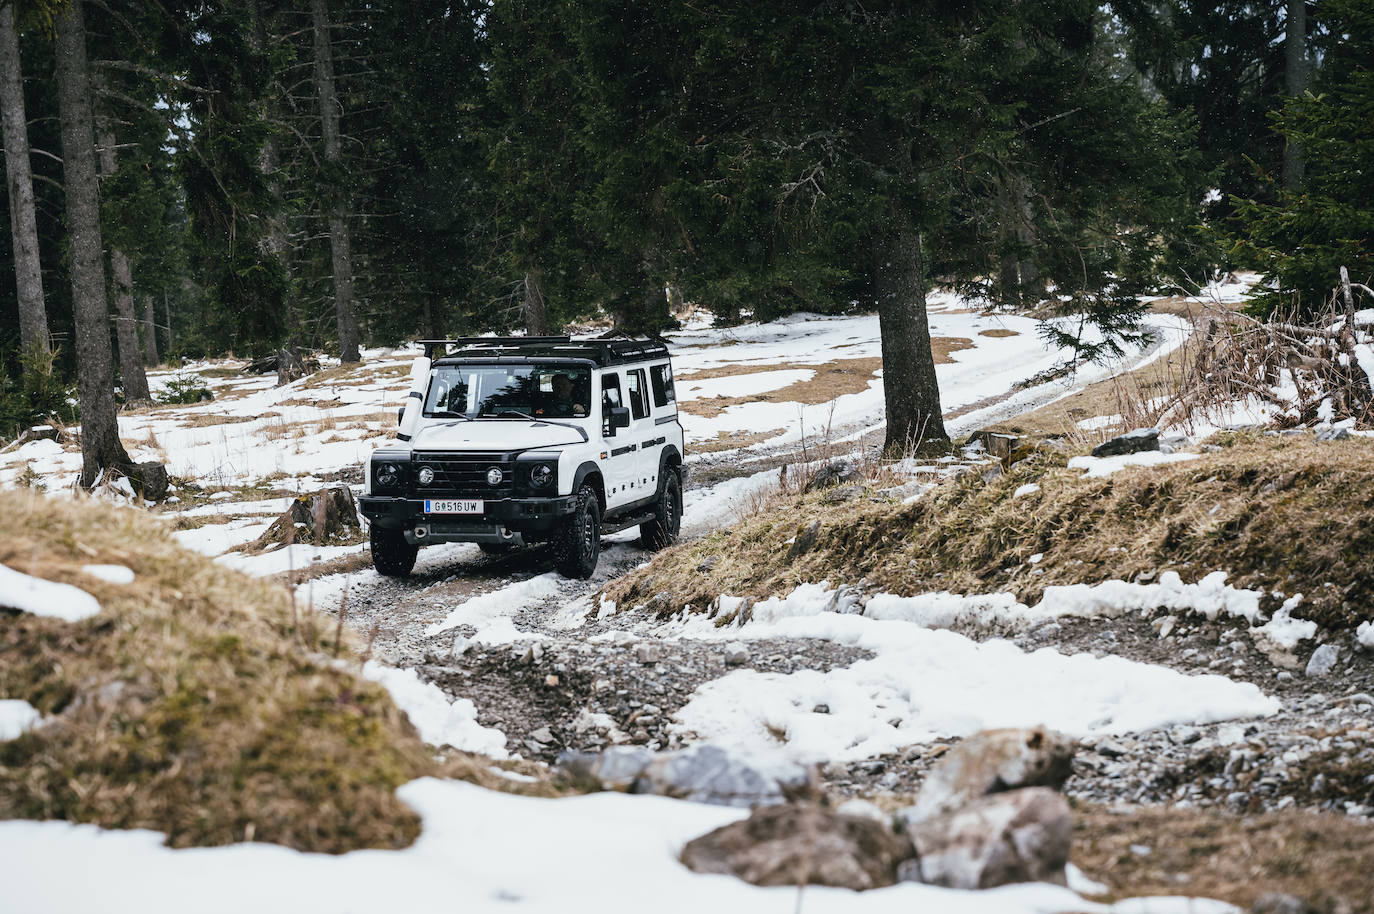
[{"left": 359, "top": 494, "right": 578, "bottom": 544}]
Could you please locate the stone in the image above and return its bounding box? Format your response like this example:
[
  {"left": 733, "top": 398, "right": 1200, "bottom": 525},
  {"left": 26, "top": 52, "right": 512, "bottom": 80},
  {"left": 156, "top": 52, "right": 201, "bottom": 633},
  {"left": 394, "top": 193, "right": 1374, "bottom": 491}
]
[
  {"left": 529, "top": 726, "right": 555, "bottom": 744},
  {"left": 804, "top": 459, "right": 859, "bottom": 493},
  {"left": 635, "top": 744, "right": 809, "bottom": 807},
  {"left": 822, "top": 484, "right": 862, "bottom": 505},
  {"left": 1305, "top": 643, "right": 1340, "bottom": 678},
  {"left": 1091, "top": 427, "right": 1160, "bottom": 458},
  {"left": 905, "top": 787, "right": 1072, "bottom": 890},
  {"left": 696, "top": 555, "right": 719, "bottom": 574},
  {"left": 680, "top": 803, "right": 912, "bottom": 890},
  {"left": 904, "top": 727, "right": 1075, "bottom": 823},
  {"left": 1252, "top": 893, "right": 1315, "bottom": 914},
  {"left": 981, "top": 464, "right": 1004, "bottom": 484},
  {"left": 634, "top": 643, "right": 663, "bottom": 664},
  {"left": 785, "top": 520, "right": 822, "bottom": 563},
  {"left": 723, "top": 643, "right": 750, "bottom": 667},
  {"left": 1317, "top": 427, "right": 1352, "bottom": 442},
  {"left": 556, "top": 746, "right": 654, "bottom": 790}
]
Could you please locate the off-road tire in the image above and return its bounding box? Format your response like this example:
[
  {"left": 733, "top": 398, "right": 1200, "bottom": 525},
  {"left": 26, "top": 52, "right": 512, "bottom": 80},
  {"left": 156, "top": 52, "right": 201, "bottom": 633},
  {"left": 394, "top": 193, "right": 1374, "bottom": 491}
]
[
  {"left": 552, "top": 485, "right": 601, "bottom": 579},
  {"left": 639, "top": 469, "right": 682, "bottom": 550},
  {"left": 370, "top": 526, "right": 418, "bottom": 577}
]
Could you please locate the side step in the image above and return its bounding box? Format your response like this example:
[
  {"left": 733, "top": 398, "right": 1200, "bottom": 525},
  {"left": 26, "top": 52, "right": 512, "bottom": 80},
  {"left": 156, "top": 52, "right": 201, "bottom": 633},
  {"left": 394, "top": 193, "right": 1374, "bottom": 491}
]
[{"left": 599, "top": 512, "right": 656, "bottom": 536}]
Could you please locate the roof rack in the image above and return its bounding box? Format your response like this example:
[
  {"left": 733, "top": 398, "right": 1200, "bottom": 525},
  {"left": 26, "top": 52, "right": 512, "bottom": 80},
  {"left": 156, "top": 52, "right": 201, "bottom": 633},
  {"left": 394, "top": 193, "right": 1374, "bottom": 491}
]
[{"left": 419, "top": 336, "right": 669, "bottom": 368}]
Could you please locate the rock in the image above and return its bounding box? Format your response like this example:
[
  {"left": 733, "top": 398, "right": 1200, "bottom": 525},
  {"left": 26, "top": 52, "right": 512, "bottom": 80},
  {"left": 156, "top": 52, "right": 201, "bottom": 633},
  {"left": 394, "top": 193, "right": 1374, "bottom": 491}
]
[
  {"left": 696, "top": 555, "right": 719, "bottom": 574},
  {"left": 1091, "top": 427, "right": 1160, "bottom": 458},
  {"left": 905, "top": 787, "right": 1071, "bottom": 890},
  {"left": 529, "top": 726, "right": 555, "bottom": 744},
  {"left": 834, "top": 798, "right": 888, "bottom": 824},
  {"left": 1252, "top": 893, "right": 1315, "bottom": 914},
  {"left": 804, "top": 459, "right": 859, "bottom": 492},
  {"left": 723, "top": 643, "right": 750, "bottom": 667},
  {"left": 1305, "top": 643, "right": 1340, "bottom": 678},
  {"left": 904, "top": 727, "right": 1075, "bottom": 823},
  {"left": 1316, "top": 427, "right": 1352, "bottom": 442},
  {"left": 785, "top": 520, "right": 822, "bottom": 563},
  {"left": 981, "top": 464, "right": 1004, "bottom": 484},
  {"left": 822, "top": 484, "right": 862, "bottom": 505},
  {"left": 634, "top": 643, "right": 663, "bottom": 664},
  {"left": 812, "top": 703, "right": 830, "bottom": 715},
  {"left": 680, "top": 803, "right": 912, "bottom": 890},
  {"left": 556, "top": 746, "right": 654, "bottom": 790},
  {"left": 635, "top": 744, "right": 809, "bottom": 807}
]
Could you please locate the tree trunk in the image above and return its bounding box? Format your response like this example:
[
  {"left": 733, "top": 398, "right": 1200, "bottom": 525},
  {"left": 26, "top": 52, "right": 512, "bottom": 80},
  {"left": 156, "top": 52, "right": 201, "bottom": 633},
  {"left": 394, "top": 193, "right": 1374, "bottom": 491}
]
[
  {"left": 140, "top": 295, "right": 159, "bottom": 365},
  {"left": 522, "top": 269, "right": 549, "bottom": 335},
  {"left": 95, "top": 111, "right": 151, "bottom": 402},
  {"left": 1282, "top": 0, "right": 1306, "bottom": 191},
  {"left": 311, "top": 0, "right": 360, "bottom": 364},
  {"left": 55, "top": 2, "right": 142, "bottom": 489},
  {"left": 251, "top": 0, "right": 298, "bottom": 364},
  {"left": 0, "top": 3, "right": 49, "bottom": 367},
  {"left": 877, "top": 215, "right": 947, "bottom": 452}
]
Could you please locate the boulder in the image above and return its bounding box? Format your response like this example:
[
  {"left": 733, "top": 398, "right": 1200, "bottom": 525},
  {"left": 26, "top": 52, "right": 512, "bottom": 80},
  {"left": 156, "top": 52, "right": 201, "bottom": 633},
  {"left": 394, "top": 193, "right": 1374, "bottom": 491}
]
[
  {"left": 247, "top": 486, "right": 361, "bottom": 552},
  {"left": 1091, "top": 427, "right": 1159, "bottom": 458},
  {"left": 1305, "top": 643, "right": 1340, "bottom": 678},
  {"left": 556, "top": 746, "right": 654, "bottom": 790},
  {"left": 905, "top": 787, "right": 1071, "bottom": 890},
  {"left": 635, "top": 744, "right": 810, "bottom": 807},
  {"left": 785, "top": 519, "right": 822, "bottom": 563},
  {"left": 680, "top": 803, "right": 913, "bottom": 890},
  {"left": 804, "top": 459, "right": 858, "bottom": 492},
  {"left": 904, "top": 726, "right": 1075, "bottom": 823}
]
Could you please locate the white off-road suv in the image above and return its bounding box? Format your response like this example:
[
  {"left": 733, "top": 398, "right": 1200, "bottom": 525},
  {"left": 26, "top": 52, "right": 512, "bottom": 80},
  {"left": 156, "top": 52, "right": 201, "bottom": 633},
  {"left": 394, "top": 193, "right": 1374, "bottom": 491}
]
[{"left": 359, "top": 337, "right": 686, "bottom": 579}]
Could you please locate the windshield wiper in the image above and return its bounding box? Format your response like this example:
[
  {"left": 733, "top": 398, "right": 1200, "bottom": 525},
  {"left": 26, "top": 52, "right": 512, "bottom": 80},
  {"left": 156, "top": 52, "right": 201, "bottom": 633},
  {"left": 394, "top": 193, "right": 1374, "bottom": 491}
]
[
  {"left": 428, "top": 410, "right": 471, "bottom": 422},
  {"left": 482, "top": 409, "right": 589, "bottom": 442}
]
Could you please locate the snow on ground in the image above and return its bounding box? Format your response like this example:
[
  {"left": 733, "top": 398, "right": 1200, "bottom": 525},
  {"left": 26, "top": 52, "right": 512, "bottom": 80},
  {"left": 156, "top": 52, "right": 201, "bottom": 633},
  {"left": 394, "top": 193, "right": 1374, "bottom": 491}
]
[
  {"left": 0, "top": 777, "right": 1238, "bottom": 914},
  {"left": 0, "top": 563, "right": 102, "bottom": 622},
  {"left": 1067, "top": 451, "right": 1202, "bottom": 478},
  {"left": 0, "top": 700, "right": 41, "bottom": 740},
  {"left": 79, "top": 564, "right": 136, "bottom": 585},
  {"left": 664, "top": 591, "right": 1278, "bottom": 764},
  {"left": 214, "top": 542, "right": 367, "bottom": 577},
  {"left": 424, "top": 573, "right": 564, "bottom": 643},
  {"left": 361, "top": 663, "right": 509, "bottom": 758}
]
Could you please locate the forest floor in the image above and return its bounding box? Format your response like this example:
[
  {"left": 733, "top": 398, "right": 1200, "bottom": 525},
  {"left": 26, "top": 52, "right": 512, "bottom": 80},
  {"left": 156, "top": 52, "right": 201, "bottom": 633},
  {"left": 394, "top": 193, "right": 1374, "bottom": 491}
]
[{"left": 9, "top": 275, "right": 1374, "bottom": 912}]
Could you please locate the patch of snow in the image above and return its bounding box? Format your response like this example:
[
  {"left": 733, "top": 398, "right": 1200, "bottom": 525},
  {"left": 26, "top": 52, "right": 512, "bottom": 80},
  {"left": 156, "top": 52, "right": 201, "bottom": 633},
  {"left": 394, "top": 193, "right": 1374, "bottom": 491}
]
[
  {"left": 423, "top": 573, "right": 563, "bottom": 642},
  {"left": 1357, "top": 620, "right": 1374, "bottom": 650},
  {"left": 361, "top": 663, "right": 508, "bottom": 758},
  {"left": 1068, "top": 451, "right": 1201, "bottom": 478},
  {"left": 1076, "top": 414, "right": 1123, "bottom": 431},
  {"left": 80, "top": 564, "right": 136, "bottom": 585},
  {"left": 0, "top": 563, "right": 102, "bottom": 621},
  {"left": 672, "top": 609, "right": 1278, "bottom": 763},
  {"left": 214, "top": 543, "right": 366, "bottom": 577},
  {"left": 0, "top": 700, "right": 41, "bottom": 740},
  {"left": 1013, "top": 483, "right": 1040, "bottom": 498},
  {"left": 1255, "top": 595, "right": 1317, "bottom": 650},
  {"left": 173, "top": 520, "right": 272, "bottom": 557}
]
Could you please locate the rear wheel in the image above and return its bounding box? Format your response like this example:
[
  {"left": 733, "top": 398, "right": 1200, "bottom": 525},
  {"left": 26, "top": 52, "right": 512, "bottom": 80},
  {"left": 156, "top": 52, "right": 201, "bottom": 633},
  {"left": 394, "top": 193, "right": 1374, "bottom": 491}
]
[
  {"left": 370, "top": 526, "right": 418, "bottom": 577},
  {"left": 552, "top": 485, "right": 601, "bottom": 578},
  {"left": 639, "top": 469, "right": 682, "bottom": 550}
]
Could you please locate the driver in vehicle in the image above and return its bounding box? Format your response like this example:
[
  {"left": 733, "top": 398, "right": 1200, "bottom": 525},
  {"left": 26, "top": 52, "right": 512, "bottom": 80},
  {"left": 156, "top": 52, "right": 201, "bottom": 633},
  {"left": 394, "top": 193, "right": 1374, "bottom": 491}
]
[{"left": 544, "top": 373, "right": 587, "bottom": 417}]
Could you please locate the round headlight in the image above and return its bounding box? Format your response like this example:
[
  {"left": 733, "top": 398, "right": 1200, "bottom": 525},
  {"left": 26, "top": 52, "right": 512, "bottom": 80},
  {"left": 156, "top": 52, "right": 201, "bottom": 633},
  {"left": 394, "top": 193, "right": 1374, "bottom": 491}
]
[
  {"left": 377, "top": 463, "right": 399, "bottom": 486},
  {"left": 530, "top": 463, "right": 554, "bottom": 488},
  {"left": 418, "top": 466, "right": 435, "bottom": 485},
  {"left": 486, "top": 467, "right": 504, "bottom": 486}
]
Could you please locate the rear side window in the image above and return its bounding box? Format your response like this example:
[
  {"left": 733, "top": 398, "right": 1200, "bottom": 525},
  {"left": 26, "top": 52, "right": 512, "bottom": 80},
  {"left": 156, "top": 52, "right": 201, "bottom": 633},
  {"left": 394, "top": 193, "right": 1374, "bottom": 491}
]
[
  {"left": 601, "top": 372, "right": 622, "bottom": 437},
  {"left": 650, "top": 364, "right": 675, "bottom": 407},
  {"left": 627, "top": 369, "right": 649, "bottom": 420}
]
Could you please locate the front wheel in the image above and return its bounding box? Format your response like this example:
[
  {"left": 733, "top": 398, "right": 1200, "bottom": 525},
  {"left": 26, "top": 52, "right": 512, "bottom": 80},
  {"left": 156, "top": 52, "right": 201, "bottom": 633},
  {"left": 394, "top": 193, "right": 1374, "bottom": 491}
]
[
  {"left": 370, "top": 526, "right": 418, "bottom": 577},
  {"left": 552, "top": 485, "right": 601, "bottom": 579},
  {"left": 639, "top": 470, "right": 682, "bottom": 550}
]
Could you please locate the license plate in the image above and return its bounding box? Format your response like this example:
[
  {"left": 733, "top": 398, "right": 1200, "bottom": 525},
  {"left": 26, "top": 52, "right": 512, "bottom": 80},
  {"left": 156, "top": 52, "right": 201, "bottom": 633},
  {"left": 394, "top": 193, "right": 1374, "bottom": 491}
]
[{"left": 424, "top": 499, "right": 483, "bottom": 514}]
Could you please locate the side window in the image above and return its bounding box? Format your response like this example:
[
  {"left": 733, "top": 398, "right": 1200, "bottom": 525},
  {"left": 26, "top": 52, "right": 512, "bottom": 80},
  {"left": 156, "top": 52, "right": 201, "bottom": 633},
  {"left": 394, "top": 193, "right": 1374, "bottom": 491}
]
[
  {"left": 601, "top": 372, "right": 622, "bottom": 437},
  {"left": 627, "top": 369, "right": 649, "bottom": 420},
  {"left": 650, "top": 364, "right": 675, "bottom": 407}
]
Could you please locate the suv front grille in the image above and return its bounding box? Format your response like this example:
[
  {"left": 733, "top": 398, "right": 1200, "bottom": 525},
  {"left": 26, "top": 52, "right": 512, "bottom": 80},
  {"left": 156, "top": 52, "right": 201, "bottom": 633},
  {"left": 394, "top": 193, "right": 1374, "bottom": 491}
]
[{"left": 413, "top": 451, "right": 515, "bottom": 498}]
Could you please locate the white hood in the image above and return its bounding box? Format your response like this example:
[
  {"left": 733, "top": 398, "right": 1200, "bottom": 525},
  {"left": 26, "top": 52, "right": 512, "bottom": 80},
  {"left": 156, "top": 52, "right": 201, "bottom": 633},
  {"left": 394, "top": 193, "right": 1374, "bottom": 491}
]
[{"left": 410, "top": 419, "right": 587, "bottom": 452}]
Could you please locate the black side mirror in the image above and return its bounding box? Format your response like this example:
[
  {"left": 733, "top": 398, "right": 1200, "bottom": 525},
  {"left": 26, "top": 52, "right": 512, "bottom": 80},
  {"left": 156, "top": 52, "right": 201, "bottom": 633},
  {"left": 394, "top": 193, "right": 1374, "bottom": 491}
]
[
  {"left": 397, "top": 405, "right": 405, "bottom": 426},
  {"left": 608, "top": 406, "right": 630, "bottom": 431}
]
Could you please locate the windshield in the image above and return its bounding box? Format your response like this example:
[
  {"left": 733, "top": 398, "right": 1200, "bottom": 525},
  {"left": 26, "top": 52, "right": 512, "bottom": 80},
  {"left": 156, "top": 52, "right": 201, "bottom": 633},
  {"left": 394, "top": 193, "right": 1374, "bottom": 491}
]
[{"left": 423, "top": 363, "right": 592, "bottom": 420}]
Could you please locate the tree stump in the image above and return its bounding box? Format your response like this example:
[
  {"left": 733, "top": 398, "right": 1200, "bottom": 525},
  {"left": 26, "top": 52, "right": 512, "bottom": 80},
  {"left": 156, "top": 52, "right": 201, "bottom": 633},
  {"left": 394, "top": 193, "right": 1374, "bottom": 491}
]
[{"left": 248, "top": 486, "right": 361, "bottom": 552}]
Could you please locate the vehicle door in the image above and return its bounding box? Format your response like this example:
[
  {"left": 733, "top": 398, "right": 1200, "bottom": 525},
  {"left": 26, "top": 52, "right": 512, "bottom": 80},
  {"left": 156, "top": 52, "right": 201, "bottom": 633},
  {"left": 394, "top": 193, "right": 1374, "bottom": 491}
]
[
  {"left": 598, "top": 370, "right": 636, "bottom": 513},
  {"left": 644, "top": 360, "right": 679, "bottom": 489},
  {"left": 623, "top": 366, "right": 658, "bottom": 498}
]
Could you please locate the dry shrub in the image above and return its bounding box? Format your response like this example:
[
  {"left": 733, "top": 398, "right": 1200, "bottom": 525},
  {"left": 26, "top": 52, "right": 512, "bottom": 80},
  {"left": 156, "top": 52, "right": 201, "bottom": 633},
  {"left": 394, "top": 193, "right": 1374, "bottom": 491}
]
[
  {"left": 606, "top": 435, "right": 1374, "bottom": 632},
  {"left": 0, "top": 489, "right": 551, "bottom": 853}
]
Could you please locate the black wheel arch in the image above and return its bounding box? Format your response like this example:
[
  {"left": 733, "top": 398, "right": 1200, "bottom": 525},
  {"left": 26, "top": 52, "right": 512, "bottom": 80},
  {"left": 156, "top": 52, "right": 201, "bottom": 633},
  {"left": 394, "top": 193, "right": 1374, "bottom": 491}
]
[{"left": 570, "top": 461, "right": 606, "bottom": 511}]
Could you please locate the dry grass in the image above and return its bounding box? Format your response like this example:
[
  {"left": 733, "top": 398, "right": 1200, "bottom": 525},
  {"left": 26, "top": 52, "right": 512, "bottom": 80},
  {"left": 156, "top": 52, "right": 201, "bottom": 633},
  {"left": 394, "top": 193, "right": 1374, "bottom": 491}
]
[
  {"left": 689, "top": 428, "right": 788, "bottom": 454},
  {"left": 678, "top": 357, "right": 887, "bottom": 419},
  {"left": 0, "top": 489, "right": 554, "bottom": 853},
  {"left": 606, "top": 435, "right": 1374, "bottom": 632},
  {"left": 978, "top": 328, "right": 1020, "bottom": 338},
  {"left": 180, "top": 413, "right": 257, "bottom": 428},
  {"left": 1074, "top": 804, "right": 1374, "bottom": 913}
]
